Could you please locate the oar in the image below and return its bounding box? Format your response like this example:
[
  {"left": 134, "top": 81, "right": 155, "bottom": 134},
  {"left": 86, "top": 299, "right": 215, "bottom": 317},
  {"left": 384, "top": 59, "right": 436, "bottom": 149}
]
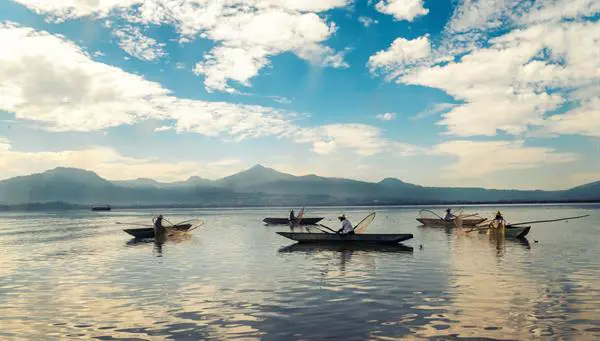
[
  {"left": 507, "top": 214, "right": 589, "bottom": 227},
  {"left": 318, "top": 224, "right": 338, "bottom": 234},
  {"left": 116, "top": 222, "right": 153, "bottom": 227},
  {"left": 313, "top": 225, "right": 332, "bottom": 234}
]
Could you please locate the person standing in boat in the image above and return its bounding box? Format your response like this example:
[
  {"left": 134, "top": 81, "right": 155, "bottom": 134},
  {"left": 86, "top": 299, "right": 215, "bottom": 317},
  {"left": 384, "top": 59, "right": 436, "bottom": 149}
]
[
  {"left": 444, "top": 208, "right": 456, "bottom": 221},
  {"left": 337, "top": 214, "right": 354, "bottom": 235},
  {"left": 491, "top": 211, "right": 506, "bottom": 229},
  {"left": 289, "top": 209, "right": 297, "bottom": 223},
  {"left": 153, "top": 214, "right": 167, "bottom": 242}
]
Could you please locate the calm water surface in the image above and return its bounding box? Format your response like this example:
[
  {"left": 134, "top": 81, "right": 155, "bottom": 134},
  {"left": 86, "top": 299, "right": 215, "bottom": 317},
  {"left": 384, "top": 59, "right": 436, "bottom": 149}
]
[{"left": 1, "top": 205, "right": 599, "bottom": 340}]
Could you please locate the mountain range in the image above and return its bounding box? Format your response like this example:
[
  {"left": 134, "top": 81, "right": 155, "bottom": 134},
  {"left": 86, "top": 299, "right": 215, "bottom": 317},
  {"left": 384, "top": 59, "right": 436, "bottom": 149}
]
[{"left": 0, "top": 165, "right": 598, "bottom": 207}]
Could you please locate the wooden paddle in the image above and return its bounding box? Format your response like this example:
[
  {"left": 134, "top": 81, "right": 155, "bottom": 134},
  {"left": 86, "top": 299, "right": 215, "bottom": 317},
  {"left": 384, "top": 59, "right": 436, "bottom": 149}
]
[
  {"left": 318, "top": 224, "right": 338, "bottom": 234},
  {"left": 116, "top": 222, "right": 153, "bottom": 227}
]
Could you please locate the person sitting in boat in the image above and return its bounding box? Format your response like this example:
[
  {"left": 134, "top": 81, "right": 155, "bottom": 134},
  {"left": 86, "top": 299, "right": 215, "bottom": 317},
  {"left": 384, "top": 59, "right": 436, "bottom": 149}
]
[
  {"left": 337, "top": 214, "right": 354, "bottom": 235},
  {"left": 444, "top": 208, "right": 456, "bottom": 221}
]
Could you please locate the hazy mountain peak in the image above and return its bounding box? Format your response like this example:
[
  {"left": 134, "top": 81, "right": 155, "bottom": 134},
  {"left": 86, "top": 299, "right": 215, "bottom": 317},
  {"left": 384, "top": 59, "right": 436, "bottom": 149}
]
[
  {"left": 45, "top": 167, "right": 99, "bottom": 176},
  {"left": 186, "top": 175, "right": 205, "bottom": 181},
  {"left": 217, "top": 164, "right": 295, "bottom": 188},
  {"left": 379, "top": 177, "right": 407, "bottom": 185},
  {"left": 249, "top": 164, "right": 266, "bottom": 170}
]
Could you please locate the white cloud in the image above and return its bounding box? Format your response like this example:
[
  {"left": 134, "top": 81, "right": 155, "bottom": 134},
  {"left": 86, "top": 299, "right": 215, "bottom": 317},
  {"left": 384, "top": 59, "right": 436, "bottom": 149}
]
[
  {"left": 520, "top": 0, "right": 600, "bottom": 25},
  {"left": 378, "top": 21, "right": 600, "bottom": 136},
  {"left": 12, "top": 0, "right": 139, "bottom": 22},
  {"left": 368, "top": 0, "right": 600, "bottom": 138},
  {"left": 368, "top": 35, "right": 431, "bottom": 77},
  {"left": 0, "top": 23, "right": 169, "bottom": 131},
  {"left": 412, "top": 103, "right": 458, "bottom": 120},
  {"left": 154, "top": 125, "right": 171, "bottom": 132},
  {"left": 268, "top": 96, "right": 292, "bottom": 105},
  {"left": 445, "top": 0, "right": 518, "bottom": 34},
  {"left": 0, "top": 24, "right": 418, "bottom": 159},
  {"left": 0, "top": 136, "right": 10, "bottom": 151},
  {"left": 375, "top": 0, "right": 429, "bottom": 21},
  {"left": 0, "top": 139, "right": 245, "bottom": 181},
  {"left": 295, "top": 124, "right": 420, "bottom": 156},
  {"left": 546, "top": 97, "right": 600, "bottom": 137},
  {"left": 358, "top": 16, "right": 378, "bottom": 27},
  {"left": 14, "top": 0, "right": 350, "bottom": 92},
  {"left": 433, "top": 140, "right": 578, "bottom": 177},
  {"left": 112, "top": 25, "right": 166, "bottom": 61},
  {"left": 376, "top": 112, "right": 396, "bottom": 121},
  {"left": 207, "top": 159, "right": 242, "bottom": 167},
  {"left": 0, "top": 23, "right": 295, "bottom": 137}
]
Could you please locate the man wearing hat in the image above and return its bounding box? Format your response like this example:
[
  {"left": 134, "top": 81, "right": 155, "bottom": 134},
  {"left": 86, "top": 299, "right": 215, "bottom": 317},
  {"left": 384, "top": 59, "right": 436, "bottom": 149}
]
[
  {"left": 444, "top": 208, "right": 456, "bottom": 221},
  {"left": 337, "top": 214, "right": 354, "bottom": 235}
]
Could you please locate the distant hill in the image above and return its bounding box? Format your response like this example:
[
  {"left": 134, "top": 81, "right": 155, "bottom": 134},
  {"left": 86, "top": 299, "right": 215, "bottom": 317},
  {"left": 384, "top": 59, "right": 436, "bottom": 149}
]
[
  {"left": 0, "top": 165, "right": 598, "bottom": 206},
  {"left": 215, "top": 164, "right": 296, "bottom": 189}
]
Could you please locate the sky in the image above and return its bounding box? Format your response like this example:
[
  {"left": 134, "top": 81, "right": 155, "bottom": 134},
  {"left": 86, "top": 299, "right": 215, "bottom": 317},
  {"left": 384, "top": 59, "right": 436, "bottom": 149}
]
[{"left": 0, "top": 0, "right": 598, "bottom": 190}]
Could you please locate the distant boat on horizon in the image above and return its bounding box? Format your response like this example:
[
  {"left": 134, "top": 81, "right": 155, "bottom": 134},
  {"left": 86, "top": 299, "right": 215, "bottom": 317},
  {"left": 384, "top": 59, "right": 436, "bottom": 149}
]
[{"left": 91, "top": 205, "right": 111, "bottom": 211}]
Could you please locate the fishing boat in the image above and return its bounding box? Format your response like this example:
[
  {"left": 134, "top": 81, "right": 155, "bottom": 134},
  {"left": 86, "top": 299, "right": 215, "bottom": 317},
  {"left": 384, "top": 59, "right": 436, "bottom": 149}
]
[
  {"left": 482, "top": 224, "right": 531, "bottom": 239},
  {"left": 263, "top": 217, "right": 324, "bottom": 225},
  {"left": 417, "top": 217, "right": 486, "bottom": 227},
  {"left": 417, "top": 209, "right": 485, "bottom": 227},
  {"left": 276, "top": 232, "right": 413, "bottom": 244},
  {"left": 91, "top": 205, "right": 111, "bottom": 211},
  {"left": 124, "top": 223, "right": 193, "bottom": 238},
  {"left": 504, "top": 225, "right": 531, "bottom": 238}
]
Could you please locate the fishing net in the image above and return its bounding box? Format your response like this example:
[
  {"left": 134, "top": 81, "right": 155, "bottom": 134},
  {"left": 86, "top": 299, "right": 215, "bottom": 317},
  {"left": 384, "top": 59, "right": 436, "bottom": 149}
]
[
  {"left": 162, "top": 217, "right": 204, "bottom": 232},
  {"left": 419, "top": 209, "right": 443, "bottom": 220},
  {"left": 354, "top": 212, "right": 376, "bottom": 234}
]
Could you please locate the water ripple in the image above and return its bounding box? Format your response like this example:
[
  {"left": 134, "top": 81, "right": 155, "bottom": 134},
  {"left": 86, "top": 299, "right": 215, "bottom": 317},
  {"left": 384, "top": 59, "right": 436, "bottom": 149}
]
[{"left": 0, "top": 206, "right": 599, "bottom": 339}]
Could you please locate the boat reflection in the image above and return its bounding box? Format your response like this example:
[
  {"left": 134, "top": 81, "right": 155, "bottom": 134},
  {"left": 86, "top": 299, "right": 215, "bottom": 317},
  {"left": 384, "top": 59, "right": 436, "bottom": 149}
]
[
  {"left": 278, "top": 242, "right": 413, "bottom": 253},
  {"left": 125, "top": 233, "right": 192, "bottom": 257}
]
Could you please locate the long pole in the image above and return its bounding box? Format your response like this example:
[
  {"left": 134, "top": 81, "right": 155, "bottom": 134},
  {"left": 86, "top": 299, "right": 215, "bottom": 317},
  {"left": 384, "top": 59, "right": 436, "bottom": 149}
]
[{"left": 508, "top": 214, "right": 589, "bottom": 227}]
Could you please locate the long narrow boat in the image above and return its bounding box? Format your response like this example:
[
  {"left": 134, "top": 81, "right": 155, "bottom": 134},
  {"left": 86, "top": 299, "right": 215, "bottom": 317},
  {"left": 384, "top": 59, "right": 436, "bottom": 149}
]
[
  {"left": 277, "top": 232, "right": 413, "bottom": 244},
  {"left": 263, "top": 217, "right": 324, "bottom": 225},
  {"left": 124, "top": 224, "right": 192, "bottom": 238},
  {"left": 417, "top": 217, "right": 486, "bottom": 227},
  {"left": 485, "top": 225, "right": 531, "bottom": 239}
]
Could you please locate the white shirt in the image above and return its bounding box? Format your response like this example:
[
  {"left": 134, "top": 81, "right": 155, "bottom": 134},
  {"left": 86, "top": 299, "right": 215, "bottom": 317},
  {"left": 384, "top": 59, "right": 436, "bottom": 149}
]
[
  {"left": 444, "top": 212, "right": 455, "bottom": 221},
  {"left": 340, "top": 219, "right": 353, "bottom": 234}
]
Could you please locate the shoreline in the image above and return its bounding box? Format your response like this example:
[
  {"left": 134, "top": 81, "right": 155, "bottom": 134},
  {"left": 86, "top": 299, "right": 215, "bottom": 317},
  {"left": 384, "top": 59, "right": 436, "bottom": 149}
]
[{"left": 1, "top": 200, "right": 599, "bottom": 212}]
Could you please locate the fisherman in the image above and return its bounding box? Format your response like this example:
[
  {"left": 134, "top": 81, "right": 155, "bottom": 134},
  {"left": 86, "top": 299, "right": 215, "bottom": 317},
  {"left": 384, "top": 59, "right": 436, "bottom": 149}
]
[
  {"left": 494, "top": 211, "right": 505, "bottom": 221},
  {"left": 153, "top": 214, "right": 167, "bottom": 241},
  {"left": 444, "top": 208, "right": 456, "bottom": 221},
  {"left": 289, "top": 209, "right": 297, "bottom": 223},
  {"left": 337, "top": 214, "right": 354, "bottom": 235},
  {"left": 490, "top": 211, "right": 506, "bottom": 229}
]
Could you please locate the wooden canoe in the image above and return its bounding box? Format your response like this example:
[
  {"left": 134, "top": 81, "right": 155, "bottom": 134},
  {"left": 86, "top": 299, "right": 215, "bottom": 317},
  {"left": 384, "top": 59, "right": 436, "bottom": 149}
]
[
  {"left": 263, "top": 217, "right": 324, "bottom": 225},
  {"left": 417, "top": 217, "right": 486, "bottom": 227},
  {"left": 277, "top": 232, "right": 413, "bottom": 244},
  {"left": 124, "top": 224, "right": 192, "bottom": 238},
  {"left": 485, "top": 225, "right": 531, "bottom": 238}
]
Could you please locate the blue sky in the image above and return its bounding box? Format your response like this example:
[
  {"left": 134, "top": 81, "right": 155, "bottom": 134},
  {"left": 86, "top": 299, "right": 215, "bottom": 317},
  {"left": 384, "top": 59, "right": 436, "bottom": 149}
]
[{"left": 0, "top": 0, "right": 598, "bottom": 189}]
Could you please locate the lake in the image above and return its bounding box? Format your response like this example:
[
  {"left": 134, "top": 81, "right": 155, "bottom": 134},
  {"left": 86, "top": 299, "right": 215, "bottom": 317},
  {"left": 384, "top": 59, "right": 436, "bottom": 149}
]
[{"left": 1, "top": 205, "right": 599, "bottom": 340}]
